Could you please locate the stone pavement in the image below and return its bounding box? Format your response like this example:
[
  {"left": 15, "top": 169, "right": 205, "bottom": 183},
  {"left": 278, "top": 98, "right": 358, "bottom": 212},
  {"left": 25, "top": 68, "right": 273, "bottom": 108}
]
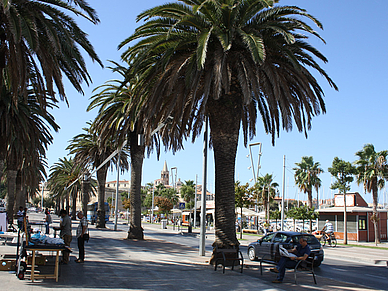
[{"left": 0, "top": 217, "right": 386, "bottom": 291}]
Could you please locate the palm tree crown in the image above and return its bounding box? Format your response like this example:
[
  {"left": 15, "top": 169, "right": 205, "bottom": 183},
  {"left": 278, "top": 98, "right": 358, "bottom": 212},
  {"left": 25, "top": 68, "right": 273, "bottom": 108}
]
[
  {"left": 119, "top": 0, "right": 337, "bottom": 250},
  {"left": 294, "top": 156, "right": 323, "bottom": 208},
  {"left": 354, "top": 144, "right": 388, "bottom": 244}
]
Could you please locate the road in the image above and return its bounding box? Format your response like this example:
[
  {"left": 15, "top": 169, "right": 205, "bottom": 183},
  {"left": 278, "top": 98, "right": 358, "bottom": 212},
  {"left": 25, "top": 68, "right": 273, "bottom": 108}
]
[{"left": 112, "top": 221, "right": 388, "bottom": 290}]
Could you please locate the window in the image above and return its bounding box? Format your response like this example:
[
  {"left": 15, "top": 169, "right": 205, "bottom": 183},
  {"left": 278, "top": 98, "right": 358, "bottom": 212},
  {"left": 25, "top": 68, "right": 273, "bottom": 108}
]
[
  {"left": 359, "top": 215, "right": 367, "bottom": 230},
  {"left": 262, "top": 233, "right": 275, "bottom": 242},
  {"left": 273, "top": 233, "right": 288, "bottom": 243}
]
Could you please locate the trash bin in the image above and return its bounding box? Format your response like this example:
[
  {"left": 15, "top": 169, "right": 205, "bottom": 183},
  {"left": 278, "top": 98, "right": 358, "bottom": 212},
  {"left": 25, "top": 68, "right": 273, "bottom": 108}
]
[
  {"left": 188, "top": 225, "right": 192, "bottom": 233},
  {"left": 161, "top": 219, "right": 167, "bottom": 229}
]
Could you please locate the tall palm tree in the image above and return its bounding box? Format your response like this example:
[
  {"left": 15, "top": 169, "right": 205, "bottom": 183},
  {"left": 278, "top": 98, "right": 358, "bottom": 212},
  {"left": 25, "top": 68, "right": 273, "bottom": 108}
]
[
  {"left": 67, "top": 123, "right": 129, "bottom": 228},
  {"left": 255, "top": 174, "right": 278, "bottom": 224},
  {"left": 0, "top": 0, "right": 102, "bottom": 105},
  {"left": 1, "top": 81, "right": 59, "bottom": 222},
  {"left": 354, "top": 144, "right": 388, "bottom": 245},
  {"left": 88, "top": 62, "right": 173, "bottom": 239},
  {"left": 119, "top": 0, "right": 337, "bottom": 251},
  {"left": 294, "top": 156, "right": 323, "bottom": 208},
  {"left": 47, "top": 157, "right": 83, "bottom": 215}
]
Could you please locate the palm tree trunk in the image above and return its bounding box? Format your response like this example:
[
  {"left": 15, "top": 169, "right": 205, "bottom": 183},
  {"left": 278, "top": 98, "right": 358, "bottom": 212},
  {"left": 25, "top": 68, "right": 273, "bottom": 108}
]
[
  {"left": 6, "top": 170, "right": 18, "bottom": 225},
  {"left": 71, "top": 189, "right": 77, "bottom": 220},
  {"left": 372, "top": 183, "right": 380, "bottom": 245},
  {"left": 82, "top": 177, "right": 90, "bottom": 216},
  {"left": 65, "top": 192, "right": 70, "bottom": 214},
  {"left": 240, "top": 208, "right": 243, "bottom": 240},
  {"left": 127, "top": 128, "right": 145, "bottom": 240},
  {"left": 308, "top": 190, "right": 312, "bottom": 232},
  {"left": 14, "top": 172, "right": 23, "bottom": 214},
  {"left": 208, "top": 92, "right": 241, "bottom": 258},
  {"left": 96, "top": 165, "right": 108, "bottom": 228}
]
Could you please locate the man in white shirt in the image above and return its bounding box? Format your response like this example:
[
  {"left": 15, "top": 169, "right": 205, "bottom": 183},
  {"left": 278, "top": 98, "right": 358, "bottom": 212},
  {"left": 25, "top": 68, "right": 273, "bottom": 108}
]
[{"left": 75, "top": 211, "right": 88, "bottom": 263}]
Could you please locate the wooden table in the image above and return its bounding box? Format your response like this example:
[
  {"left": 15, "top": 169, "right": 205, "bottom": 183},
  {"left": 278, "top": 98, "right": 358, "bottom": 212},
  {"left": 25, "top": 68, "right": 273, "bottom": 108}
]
[{"left": 25, "top": 245, "right": 66, "bottom": 282}]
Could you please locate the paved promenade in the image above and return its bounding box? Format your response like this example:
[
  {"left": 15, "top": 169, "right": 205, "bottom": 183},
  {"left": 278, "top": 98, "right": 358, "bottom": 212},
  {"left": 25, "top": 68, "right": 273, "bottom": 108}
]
[{"left": 0, "top": 216, "right": 387, "bottom": 291}]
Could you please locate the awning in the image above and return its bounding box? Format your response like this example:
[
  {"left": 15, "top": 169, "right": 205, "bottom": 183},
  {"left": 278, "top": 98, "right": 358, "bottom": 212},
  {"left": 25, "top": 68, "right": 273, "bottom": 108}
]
[{"left": 236, "top": 207, "right": 264, "bottom": 217}]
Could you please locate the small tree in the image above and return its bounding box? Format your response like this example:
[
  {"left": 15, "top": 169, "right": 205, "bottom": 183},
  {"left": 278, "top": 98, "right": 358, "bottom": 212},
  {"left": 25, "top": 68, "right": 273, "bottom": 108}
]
[
  {"left": 181, "top": 180, "right": 195, "bottom": 209},
  {"left": 270, "top": 209, "right": 281, "bottom": 230},
  {"left": 235, "top": 181, "right": 252, "bottom": 239},
  {"left": 154, "top": 196, "right": 173, "bottom": 216},
  {"left": 328, "top": 157, "right": 356, "bottom": 244}
]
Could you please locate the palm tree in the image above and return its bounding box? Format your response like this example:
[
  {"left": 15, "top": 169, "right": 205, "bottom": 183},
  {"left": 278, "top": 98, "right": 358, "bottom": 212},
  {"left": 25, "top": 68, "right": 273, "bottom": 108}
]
[
  {"left": 0, "top": 0, "right": 102, "bottom": 105},
  {"left": 354, "top": 144, "right": 388, "bottom": 245},
  {"left": 1, "top": 81, "right": 59, "bottom": 222},
  {"left": 87, "top": 65, "right": 146, "bottom": 238},
  {"left": 120, "top": 0, "right": 337, "bottom": 251},
  {"left": 294, "top": 156, "right": 323, "bottom": 208},
  {"left": 255, "top": 174, "right": 278, "bottom": 224},
  {"left": 328, "top": 157, "right": 356, "bottom": 245},
  {"left": 67, "top": 123, "right": 129, "bottom": 228},
  {"left": 235, "top": 181, "right": 252, "bottom": 239},
  {"left": 180, "top": 180, "right": 196, "bottom": 209},
  {"left": 47, "top": 157, "right": 81, "bottom": 214}
]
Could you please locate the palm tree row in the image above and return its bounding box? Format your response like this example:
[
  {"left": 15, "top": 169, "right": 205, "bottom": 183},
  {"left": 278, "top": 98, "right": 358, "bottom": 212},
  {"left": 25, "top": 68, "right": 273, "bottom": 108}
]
[
  {"left": 294, "top": 144, "right": 388, "bottom": 245},
  {"left": 1, "top": 0, "right": 101, "bottom": 224}
]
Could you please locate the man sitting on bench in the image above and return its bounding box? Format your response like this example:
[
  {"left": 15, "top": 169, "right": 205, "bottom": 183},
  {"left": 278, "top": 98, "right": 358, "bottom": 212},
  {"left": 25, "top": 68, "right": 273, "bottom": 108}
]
[{"left": 270, "top": 237, "right": 311, "bottom": 283}]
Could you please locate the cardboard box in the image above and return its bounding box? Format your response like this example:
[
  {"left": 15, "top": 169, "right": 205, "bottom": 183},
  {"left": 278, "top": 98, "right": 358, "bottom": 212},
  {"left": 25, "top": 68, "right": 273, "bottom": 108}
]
[
  {"left": 0, "top": 259, "right": 16, "bottom": 271},
  {"left": 27, "top": 255, "right": 46, "bottom": 266}
]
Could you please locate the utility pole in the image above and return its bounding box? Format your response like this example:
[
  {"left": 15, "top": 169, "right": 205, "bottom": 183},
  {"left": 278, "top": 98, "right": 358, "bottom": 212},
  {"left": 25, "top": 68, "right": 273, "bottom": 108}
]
[
  {"left": 281, "top": 155, "right": 285, "bottom": 231},
  {"left": 194, "top": 174, "right": 198, "bottom": 229},
  {"left": 199, "top": 117, "right": 208, "bottom": 256},
  {"left": 114, "top": 149, "right": 121, "bottom": 231}
]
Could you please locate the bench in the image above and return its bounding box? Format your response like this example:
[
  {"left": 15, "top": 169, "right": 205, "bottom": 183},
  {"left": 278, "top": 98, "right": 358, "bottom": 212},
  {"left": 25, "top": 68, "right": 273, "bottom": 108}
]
[
  {"left": 214, "top": 246, "right": 244, "bottom": 274},
  {"left": 259, "top": 254, "right": 317, "bottom": 284}
]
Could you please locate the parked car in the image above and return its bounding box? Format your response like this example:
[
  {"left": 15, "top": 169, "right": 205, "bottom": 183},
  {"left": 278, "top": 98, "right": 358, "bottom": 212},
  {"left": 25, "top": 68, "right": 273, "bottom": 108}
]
[{"left": 247, "top": 231, "right": 324, "bottom": 267}]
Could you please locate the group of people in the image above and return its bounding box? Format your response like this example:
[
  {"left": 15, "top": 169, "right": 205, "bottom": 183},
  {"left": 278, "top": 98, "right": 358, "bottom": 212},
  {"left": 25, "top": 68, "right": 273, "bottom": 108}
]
[{"left": 54, "top": 210, "right": 88, "bottom": 264}]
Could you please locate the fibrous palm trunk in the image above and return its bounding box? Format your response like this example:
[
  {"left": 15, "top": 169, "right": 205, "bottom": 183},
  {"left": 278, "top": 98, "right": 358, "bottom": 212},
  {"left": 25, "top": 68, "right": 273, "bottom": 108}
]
[
  {"left": 96, "top": 165, "right": 108, "bottom": 228},
  {"left": 14, "top": 172, "right": 23, "bottom": 214},
  {"left": 372, "top": 182, "right": 380, "bottom": 245},
  {"left": 82, "top": 177, "right": 90, "bottom": 216},
  {"left": 6, "top": 170, "right": 18, "bottom": 225},
  {"left": 127, "top": 128, "right": 145, "bottom": 240},
  {"left": 71, "top": 188, "right": 77, "bottom": 220},
  {"left": 208, "top": 91, "right": 241, "bottom": 264}
]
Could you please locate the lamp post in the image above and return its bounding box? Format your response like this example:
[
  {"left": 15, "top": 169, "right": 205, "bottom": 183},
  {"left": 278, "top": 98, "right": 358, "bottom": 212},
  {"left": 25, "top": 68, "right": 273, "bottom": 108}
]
[
  {"left": 199, "top": 117, "right": 208, "bottom": 256},
  {"left": 151, "top": 184, "right": 155, "bottom": 224},
  {"left": 114, "top": 149, "right": 121, "bottom": 231},
  {"left": 171, "top": 167, "right": 177, "bottom": 189},
  {"left": 247, "top": 142, "right": 262, "bottom": 229}
]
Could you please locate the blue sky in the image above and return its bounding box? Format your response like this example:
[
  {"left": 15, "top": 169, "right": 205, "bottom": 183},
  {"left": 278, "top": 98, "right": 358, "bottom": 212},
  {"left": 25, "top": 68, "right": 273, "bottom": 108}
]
[{"left": 46, "top": 0, "right": 388, "bottom": 205}]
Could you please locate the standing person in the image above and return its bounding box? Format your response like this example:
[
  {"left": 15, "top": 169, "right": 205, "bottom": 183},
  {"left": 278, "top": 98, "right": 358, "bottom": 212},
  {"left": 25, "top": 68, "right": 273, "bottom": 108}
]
[
  {"left": 56, "top": 209, "right": 72, "bottom": 264},
  {"left": 270, "top": 237, "right": 311, "bottom": 283},
  {"left": 44, "top": 208, "right": 52, "bottom": 234},
  {"left": 75, "top": 211, "right": 88, "bottom": 263},
  {"left": 16, "top": 206, "right": 24, "bottom": 229}
]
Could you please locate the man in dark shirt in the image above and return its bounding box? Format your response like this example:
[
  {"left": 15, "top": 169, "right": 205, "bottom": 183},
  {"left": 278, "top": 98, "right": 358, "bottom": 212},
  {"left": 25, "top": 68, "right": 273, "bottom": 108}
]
[{"left": 271, "top": 237, "right": 311, "bottom": 283}]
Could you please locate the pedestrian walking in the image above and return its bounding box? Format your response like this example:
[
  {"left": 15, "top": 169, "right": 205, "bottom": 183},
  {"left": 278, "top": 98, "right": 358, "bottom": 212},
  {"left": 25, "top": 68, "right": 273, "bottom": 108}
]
[
  {"left": 44, "top": 208, "right": 52, "bottom": 234},
  {"left": 75, "top": 211, "right": 88, "bottom": 263}
]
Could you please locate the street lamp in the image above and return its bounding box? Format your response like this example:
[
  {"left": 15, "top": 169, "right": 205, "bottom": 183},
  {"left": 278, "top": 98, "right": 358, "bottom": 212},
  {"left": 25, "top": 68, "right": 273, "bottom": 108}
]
[
  {"left": 40, "top": 181, "right": 46, "bottom": 211},
  {"left": 171, "top": 167, "right": 177, "bottom": 189},
  {"left": 247, "top": 142, "right": 262, "bottom": 229}
]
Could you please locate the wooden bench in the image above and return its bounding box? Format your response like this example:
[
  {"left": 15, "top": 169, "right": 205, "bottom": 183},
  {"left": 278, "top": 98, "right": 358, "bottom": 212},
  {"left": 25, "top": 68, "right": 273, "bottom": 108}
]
[
  {"left": 214, "top": 246, "right": 244, "bottom": 274},
  {"left": 259, "top": 254, "right": 317, "bottom": 284}
]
